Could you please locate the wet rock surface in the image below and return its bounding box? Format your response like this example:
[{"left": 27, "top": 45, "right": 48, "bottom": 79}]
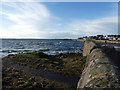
[{"left": 2, "top": 52, "right": 86, "bottom": 88}]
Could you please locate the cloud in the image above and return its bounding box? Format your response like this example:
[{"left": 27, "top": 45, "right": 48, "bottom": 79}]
[
  {"left": 0, "top": 2, "right": 59, "bottom": 38},
  {"left": 0, "top": 2, "right": 118, "bottom": 39},
  {"left": 64, "top": 16, "right": 118, "bottom": 38},
  {"left": 44, "top": 16, "right": 118, "bottom": 39},
  {"left": 39, "top": 15, "right": 118, "bottom": 39}
]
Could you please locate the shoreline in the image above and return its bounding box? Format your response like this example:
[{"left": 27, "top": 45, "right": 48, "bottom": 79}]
[
  {"left": 77, "top": 39, "right": 120, "bottom": 44},
  {"left": 1, "top": 51, "right": 83, "bottom": 58},
  {"left": 2, "top": 52, "right": 86, "bottom": 88},
  {"left": 2, "top": 52, "right": 85, "bottom": 77}
]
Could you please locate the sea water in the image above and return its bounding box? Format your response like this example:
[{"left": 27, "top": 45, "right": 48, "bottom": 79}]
[{"left": 1, "top": 39, "right": 84, "bottom": 57}]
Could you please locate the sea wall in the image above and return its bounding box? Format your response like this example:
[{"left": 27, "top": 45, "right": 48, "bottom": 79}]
[{"left": 77, "top": 40, "right": 120, "bottom": 88}]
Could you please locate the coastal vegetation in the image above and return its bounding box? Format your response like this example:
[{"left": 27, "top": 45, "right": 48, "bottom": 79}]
[
  {"left": 3, "top": 66, "right": 70, "bottom": 88},
  {"left": 3, "top": 52, "right": 86, "bottom": 77},
  {"left": 2, "top": 52, "right": 86, "bottom": 88}
]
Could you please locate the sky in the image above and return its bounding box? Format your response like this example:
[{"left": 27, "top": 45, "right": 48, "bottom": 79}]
[{"left": 0, "top": 2, "right": 118, "bottom": 39}]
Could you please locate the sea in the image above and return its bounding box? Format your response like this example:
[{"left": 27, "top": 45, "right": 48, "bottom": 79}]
[
  {"left": 1, "top": 39, "right": 120, "bottom": 58},
  {"left": 0, "top": 39, "right": 84, "bottom": 57}
]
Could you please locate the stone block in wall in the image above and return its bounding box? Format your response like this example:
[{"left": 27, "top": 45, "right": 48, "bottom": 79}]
[
  {"left": 83, "top": 40, "right": 98, "bottom": 56},
  {"left": 78, "top": 44, "right": 120, "bottom": 88}
]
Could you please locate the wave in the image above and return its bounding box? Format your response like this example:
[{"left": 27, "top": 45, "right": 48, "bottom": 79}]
[{"left": 0, "top": 49, "right": 50, "bottom": 53}]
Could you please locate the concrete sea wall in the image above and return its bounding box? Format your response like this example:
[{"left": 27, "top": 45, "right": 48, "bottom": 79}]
[{"left": 77, "top": 40, "right": 120, "bottom": 88}]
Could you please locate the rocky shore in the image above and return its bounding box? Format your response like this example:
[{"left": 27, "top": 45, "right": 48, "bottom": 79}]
[
  {"left": 2, "top": 40, "right": 120, "bottom": 89},
  {"left": 2, "top": 52, "right": 86, "bottom": 89}
]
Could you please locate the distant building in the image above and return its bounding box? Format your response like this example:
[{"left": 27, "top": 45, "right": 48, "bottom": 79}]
[
  {"left": 83, "top": 36, "right": 87, "bottom": 40},
  {"left": 113, "top": 37, "right": 117, "bottom": 40},
  {"left": 97, "top": 35, "right": 103, "bottom": 40},
  {"left": 77, "top": 34, "right": 120, "bottom": 41}
]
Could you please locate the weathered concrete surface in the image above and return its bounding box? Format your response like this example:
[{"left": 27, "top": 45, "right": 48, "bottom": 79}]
[
  {"left": 77, "top": 40, "right": 120, "bottom": 88},
  {"left": 83, "top": 40, "right": 99, "bottom": 56}
]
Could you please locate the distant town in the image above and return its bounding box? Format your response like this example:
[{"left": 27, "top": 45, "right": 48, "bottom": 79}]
[{"left": 78, "top": 35, "right": 120, "bottom": 41}]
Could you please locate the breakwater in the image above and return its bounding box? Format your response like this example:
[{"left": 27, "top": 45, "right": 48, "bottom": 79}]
[
  {"left": 77, "top": 40, "right": 120, "bottom": 88},
  {"left": 77, "top": 39, "right": 120, "bottom": 44}
]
